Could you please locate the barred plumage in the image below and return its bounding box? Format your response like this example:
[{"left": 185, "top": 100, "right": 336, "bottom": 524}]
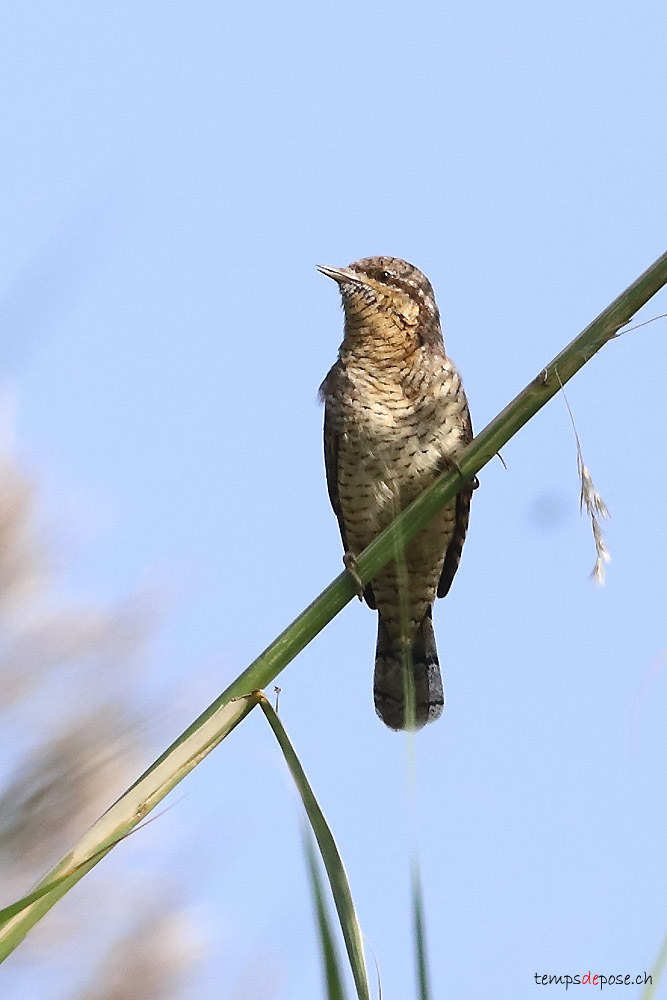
[{"left": 319, "top": 256, "right": 473, "bottom": 730}]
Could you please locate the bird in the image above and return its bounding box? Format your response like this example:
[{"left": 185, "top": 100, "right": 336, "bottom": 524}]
[{"left": 318, "top": 256, "right": 473, "bottom": 731}]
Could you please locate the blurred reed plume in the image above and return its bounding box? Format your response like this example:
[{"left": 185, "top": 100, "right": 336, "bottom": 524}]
[{"left": 0, "top": 412, "right": 201, "bottom": 998}]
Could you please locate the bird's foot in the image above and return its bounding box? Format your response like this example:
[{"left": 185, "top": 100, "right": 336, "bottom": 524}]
[
  {"left": 451, "top": 460, "right": 479, "bottom": 490},
  {"left": 343, "top": 551, "right": 365, "bottom": 600}
]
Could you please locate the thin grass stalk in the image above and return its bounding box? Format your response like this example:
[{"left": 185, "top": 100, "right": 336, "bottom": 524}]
[
  {"left": 0, "top": 695, "right": 258, "bottom": 958},
  {"left": 259, "top": 697, "right": 369, "bottom": 1000},
  {"left": 411, "top": 858, "right": 432, "bottom": 1000},
  {"left": 1, "top": 250, "right": 666, "bottom": 960},
  {"left": 642, "top": 932, "right": 667, "bottom": 1000},
  {"left": 303, "top": 829, "right": 349, "bottom": 1000},
  {"left": 389, "top": 492, "right": 417, "bottom": 729}
]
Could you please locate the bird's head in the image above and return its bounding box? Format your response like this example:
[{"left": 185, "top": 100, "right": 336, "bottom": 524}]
[{"left": 317, "top": 256, "right": 440, "bottom": 344}]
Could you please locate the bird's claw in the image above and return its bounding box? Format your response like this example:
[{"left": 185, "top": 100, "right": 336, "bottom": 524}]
[
  {"left": 343, "top": 552, "right": 365, "bottom": 600},
  {"left": 452, "top": 460, "right": 479, "bottom": 490}
]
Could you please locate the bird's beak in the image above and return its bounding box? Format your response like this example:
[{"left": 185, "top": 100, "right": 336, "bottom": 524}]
[{"left": 317, "top": 264, "right": 363, "bottom": 286}]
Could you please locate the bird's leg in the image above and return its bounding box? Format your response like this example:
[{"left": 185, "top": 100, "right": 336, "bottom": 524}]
[{"left": 343, "top": 551, "right": 365, "bottom": 600}]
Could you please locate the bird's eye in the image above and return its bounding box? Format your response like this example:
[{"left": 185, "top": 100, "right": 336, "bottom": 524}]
[{"left": 379, "top": 270, "right": 392, "bottom": 281}]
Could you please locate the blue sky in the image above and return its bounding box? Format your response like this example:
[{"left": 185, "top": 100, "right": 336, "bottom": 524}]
[{"left": 2, "top": 1, "right": 667, "bottom": 997}]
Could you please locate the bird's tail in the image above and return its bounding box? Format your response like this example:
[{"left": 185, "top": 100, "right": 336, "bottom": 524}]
[{"left": 373, "top": 607, "right": 444, "bottom": 730}]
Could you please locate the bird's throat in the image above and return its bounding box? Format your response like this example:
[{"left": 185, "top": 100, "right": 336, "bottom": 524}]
[{"left": 341, "top": 312, "right": 421, "bottom": 367}]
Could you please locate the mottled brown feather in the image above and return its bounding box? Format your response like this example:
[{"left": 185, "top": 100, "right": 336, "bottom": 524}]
[
  {"left": 438, "top": 405, "right": 473, "bottom": 598},
  {"left": 323, "top": 404, "right": 377, "bottom": 607},
  {"left": 319, "top": 255, "right": 473, "bottom": 729},
  {"left": 438, "top": 487, "right": 471, "bottom": 598}
]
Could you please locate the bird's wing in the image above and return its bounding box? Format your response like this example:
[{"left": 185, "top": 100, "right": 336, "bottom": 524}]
[
  {"left": 437, "top": 486, "right": 472, "bottom": 598},
  {"left": 323, "top": 403, "right": 347, "bottom": 550},
  {"left": 323, "top": 401, "right": 376, "bottom": 609},
  {"left": 437, "top": 401, "right": 474, "bottom": 599}
]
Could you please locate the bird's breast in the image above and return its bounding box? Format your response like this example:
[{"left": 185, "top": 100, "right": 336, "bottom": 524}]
[
  {"left": 334, "top": 381, "right": 465, "bottom": 519},
  {"left": 334, "top": 363, "right": 466, "bottom": 459}
]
